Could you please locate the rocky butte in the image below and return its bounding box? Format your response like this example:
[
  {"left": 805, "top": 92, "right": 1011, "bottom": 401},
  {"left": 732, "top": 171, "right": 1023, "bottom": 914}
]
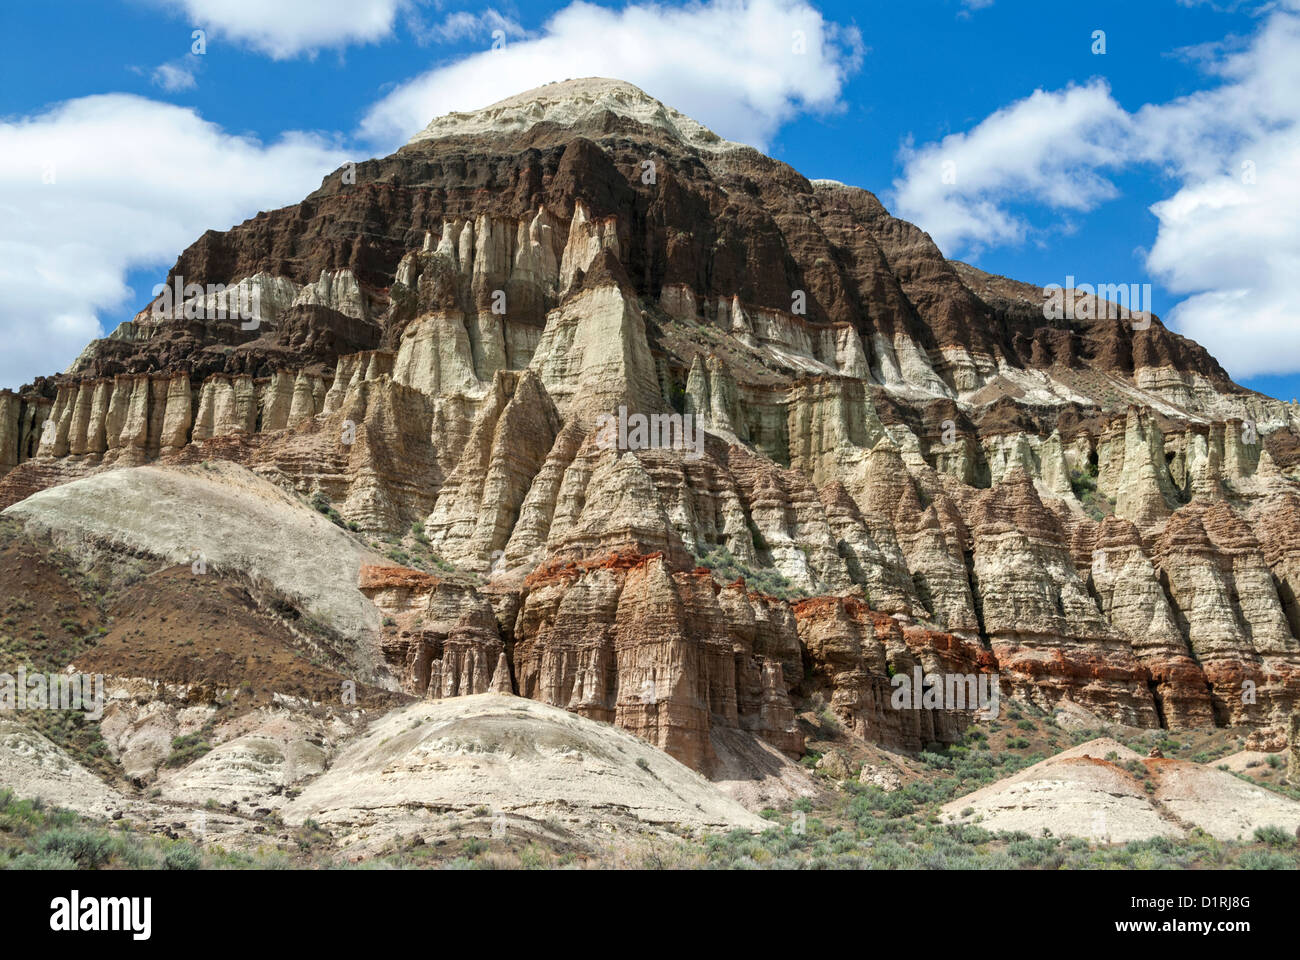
[{"left": 2, "top": 77, "right": 1298, "bottom": 776}]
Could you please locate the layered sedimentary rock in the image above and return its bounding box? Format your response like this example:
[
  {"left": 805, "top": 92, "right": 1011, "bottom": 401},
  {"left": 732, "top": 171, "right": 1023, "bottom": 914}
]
[
  {"left": 529, "top": 253, "right": 661, "bottom": 421},
  {"left": 31, "top": 372, "right": 194, "bottom": 463},
  {"left": 794, "top": 595, "right": 991, "bottom": 750},
  {"left": 859, "top": 437, "right": 978, "bottom": 633},
  {"left": 1085, "top": 516, "right": 1216, "bottom": 727},
  {"left": 511, "top": 552, "right": 803, "bottom": 773},
  {"left": 969, "top": 469, "right": 1159, "bottom": 725},
  {"left": 360, "top": 565, "right": 505, "bottom": 699},
  {"left": 0, "top": 392, "right": 29, "bottom": 473},
  {"left": 1151, "top": 502, "right": 1300, "bottom": 725},
  {"left": 423, "top": 369, "right": 562, "bottom": 570},
  {"left": 6, "top": 78, "right": 1300, "bottom": 771},
  {"left": 1099, "top": 409, "right": 1181, "bottom": 526},
  {"left": 1290, "top": 714, "right": 1300, "bottom": 781}
]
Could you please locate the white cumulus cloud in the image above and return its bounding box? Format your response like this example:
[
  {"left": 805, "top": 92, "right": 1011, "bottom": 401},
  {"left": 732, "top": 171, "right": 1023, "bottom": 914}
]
[
  {"left": 0, "top": 95, "right": 350, "bottom": 389},
  {"left": 892, "top": 81, "right": 1131, "bottom": 255},
  {"left": 148, "top": 0, "right": 411, "bottom": 59},
  {"left": 891, "top": 2, "right": 1300, "bottom": 380},
  {"left": 1143, "top": 7, "right": 1300, "bottom": 377},
  {"left": 430, "top": 9, "right": 526, "bottom": 44},
  {"left": 150, "top": 57, "right": 200, "bottom": 91},
  {"left": 359, "top": 0, "right": 865, "bottom": 151}
]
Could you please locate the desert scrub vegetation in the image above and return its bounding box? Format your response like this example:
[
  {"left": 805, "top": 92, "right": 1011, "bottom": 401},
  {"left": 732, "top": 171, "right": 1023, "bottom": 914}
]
[
  {"left": 0, "top": 789, "right": 284, "bottom": 870},
  {"left": 912, "top": 743, "right": 1045, "bottom": 800},
  {"left": 687, "top": 797, "right": 1300, "bottom": 871},
  {"left": 310, "top": 492, "right": 348, "bottom": 529},
  {"left": 375, "top": 524, "right": 456, "bottom": 576},
  {"left": 1068, "top": 466, "right": 1113, "bottom": 522},
  {"left": 25, "top": 709, "right": 117, "bottom": 783},
  {"left": 0, "top": 789, "right": 354, "bottom": 870},
  {"left": 691, "top": 544, "right": 810, "bottom": 601},
  {"left": 164, "top": 729, "right": 214, "bottom": 768}
]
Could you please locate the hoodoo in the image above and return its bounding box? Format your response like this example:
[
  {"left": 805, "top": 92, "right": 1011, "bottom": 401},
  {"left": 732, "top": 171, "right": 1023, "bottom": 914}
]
[{"left": 3, "top": 77, "right": 1299, "bottom": 776}]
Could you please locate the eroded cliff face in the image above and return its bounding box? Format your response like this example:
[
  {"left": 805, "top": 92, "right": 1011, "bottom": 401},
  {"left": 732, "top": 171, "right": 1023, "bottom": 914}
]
[{"left": 5, "top": 78, "right": 1299, "bottom": 772}]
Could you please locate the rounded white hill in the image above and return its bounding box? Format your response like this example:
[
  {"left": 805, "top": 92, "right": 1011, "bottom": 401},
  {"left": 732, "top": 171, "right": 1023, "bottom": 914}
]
[{"left": 407, "top": 77, "right": 748, "bottom": 152}]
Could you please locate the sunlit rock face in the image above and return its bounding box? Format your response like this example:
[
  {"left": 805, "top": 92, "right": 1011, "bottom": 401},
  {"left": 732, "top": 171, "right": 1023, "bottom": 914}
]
[{"left": 4, "top": 77, "right": 1300, "bottom": 771}]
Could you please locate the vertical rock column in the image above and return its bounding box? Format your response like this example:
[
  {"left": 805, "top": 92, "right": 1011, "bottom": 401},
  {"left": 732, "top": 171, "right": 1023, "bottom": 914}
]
[
  {"left": 1289, "top": 713, "right": 1299, "bottom": 784},
  {"left": 0, "top": 392, "right": 19, "bottom": 474}
]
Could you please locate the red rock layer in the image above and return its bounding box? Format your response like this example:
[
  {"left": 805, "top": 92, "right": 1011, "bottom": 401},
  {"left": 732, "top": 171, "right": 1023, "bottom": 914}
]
[{"left": 793, "top": 595, "right": 993, "bottom": 751}]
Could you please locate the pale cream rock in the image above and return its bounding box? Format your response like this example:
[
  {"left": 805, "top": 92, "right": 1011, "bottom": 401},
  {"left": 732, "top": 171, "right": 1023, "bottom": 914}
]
[
  {"left": 559, "top": 201, "right": 621, "bottom": 292},
  {"left": 104, "top": 375, "right": 152, "bottom": 462},
  {"left": 192, "top": 374, "right": 258, "bottom": 440},
  {"left": 685, "top": 354, "right": 743, "bottom": 438},
  {"left": 868, "top": 330, "right": 955, "bottom": 400},
  {"left": 1088, "top": 516, "right": 1215, "bottom": 726},
  {"left": 259, "top": 371, "right": 296, "bottom": 433},
  {"left": 818, "top": 481, "right": 919, "bottom": 616},
  {"left": 424, "top": 370, "right": 562, "bottom": 570},
  {"left": 408, "top": 77, "right": 752, "bottom": 154},
  {"left": 0, "top": 720, "right": 128, "bottom": 819},
  {"left": 282, "top": 694, "right": 768, "bottom": 846},
  {"left": 176, "top": 272, "right": 298, "bottom": 326},
  {"left": 724, "top": 444, "right": 850, "bottom": 592},
  {"left": 940, "top": 739, "right": 1300, "bottom": 842},
  {"left": 289, "top": 370, "right": 324, "bottom": 428},
  {"left": 323, "top": 351, "right": 396, "bottom": 413},
  {"left": 858, "top": 436, "right": 978, "bottom": 633},
  {"left": 158, "top": 373, "right": 193, "bottom": 452},
  {"left": 501, "top": 420, "right": 586, "bottom": 571},
  {"left": 1105, "top": 409, "right": 1180, "bottom": 527},
  {"left": 3, "top": 462, "right": 390, "bottom": 684},
  {"left": 157, "top": 726, "right": 329, "bottom": 810},
  {"left": 541, "top": 446, "right": 685, "bottom": 563},
  {"left": 489, "top": 653, "right": 514, "bottom": 694},
  {"left": 292, "top": 269, "right": 367, "bottom": 319},
  {"left": 786, "top": 376, "right": 885, "bottom": 490},
  {"left": 530, "top": 282, "right": 660, "bottom": 420},
  {"left": 392, "top": 312, "right": 485, "bottom": 397}
]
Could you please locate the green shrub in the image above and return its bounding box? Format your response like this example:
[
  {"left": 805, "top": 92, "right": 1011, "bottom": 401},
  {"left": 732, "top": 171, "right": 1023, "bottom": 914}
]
[
  {"left": 1069, "top": 467, "right": 1097, "bottom": 497},
  {"left": 163, "top": 843, "right": 202, "bottom": 870},
  {"left": 1253, "top": 825, "right": 1296, "bottom": 847},
  {"left": 37, "top": 829, "right": 115, "bottom": 869},
  {"left": 1239, "top": 849, "right": 1296, "bottom": 870},
  {"left": 165, "top": 733, "right": 213, "bottom": 768},
  {"left": 691, "top": 544, "right": 809, "bottom": 602}
]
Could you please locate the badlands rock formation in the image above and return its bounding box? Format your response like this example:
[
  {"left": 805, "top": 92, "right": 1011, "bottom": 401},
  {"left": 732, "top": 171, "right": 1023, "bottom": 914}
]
[
  {"left": 3, "top": 78, "right": 1299, "bottom": 774},
  {"left": 1291, "top": 713, "right": 1300, "bottom": 781}
]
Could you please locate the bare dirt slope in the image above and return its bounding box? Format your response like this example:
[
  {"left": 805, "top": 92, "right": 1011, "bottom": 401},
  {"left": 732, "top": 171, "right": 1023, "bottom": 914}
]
[
  {"left": 284, "top": 693, "right": 768, "bottom": 854},
  {"left": 941, "top": 738, "right": 1300, "bottom": 841},
  {"left": 0, "top": 720, "right": 129, "bottom": 819},
  {"left": 73, "top": 565, "right": 394, "bottom": 710},
  {"left": 2, "top": 461, "right": 390, "bottom": 684}
]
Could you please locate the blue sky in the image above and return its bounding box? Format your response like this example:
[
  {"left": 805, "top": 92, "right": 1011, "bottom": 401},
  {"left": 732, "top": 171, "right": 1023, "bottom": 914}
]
[{"left": 2, "top": 0, "right": 1298, "bottom": 401}]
